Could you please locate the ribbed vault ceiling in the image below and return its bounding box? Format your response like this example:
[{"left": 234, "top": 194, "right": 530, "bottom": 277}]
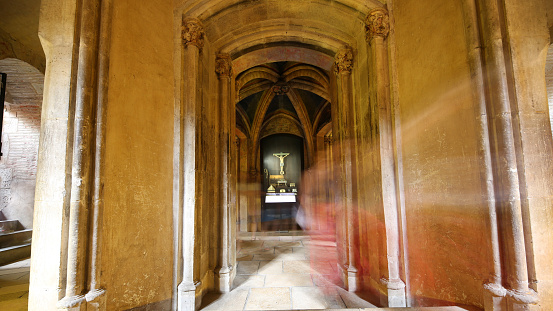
[{"left": 236, "top": 61, "right": 331, "bottom": 141}]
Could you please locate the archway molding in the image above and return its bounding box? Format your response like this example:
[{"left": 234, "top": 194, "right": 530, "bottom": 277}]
[{"left": 173, "top": 3, "right": 407, "bottom": 310}]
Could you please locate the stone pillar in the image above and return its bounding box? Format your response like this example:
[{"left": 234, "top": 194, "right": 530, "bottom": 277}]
[
  {"left": 247, "top": 165, "right": 260, "bottom": 233},
  {"left": 477, "top": 0, "right": 538, "bottom": 309},
  {"left": 229, "top": 133, "right": 238, "bottom": 274},
  {"left": 215, "top": 54, "right": 232, "bottom": 292},
  {"left": 459, "top": 0, "right": 502, "bottom": 308},
  {"left": 57, "top": 0, "right": 100, "bottom": 309},
  {"left": 324, "top": 135, "right": 334, "bottom": 231},
  {"left": 85, "top": 0, "right": 112, "bottom": 309},
  {"left": 314, "top": 135, "right": 326, "bottom": 231},
  {"left": 177, "top": 17, "right": 204, "bottom": 311},
  {"left": 29, "top": 0, "right": 76, "bottom": 309},
  {"left": 365, "top": 8, "right": 406, "bottom": 307},
  {"left": 334, "top": 47, "right": 359, "bottom": 292},
  {"left": 237, "top": 138, "right": 249, "bottom": 233}
]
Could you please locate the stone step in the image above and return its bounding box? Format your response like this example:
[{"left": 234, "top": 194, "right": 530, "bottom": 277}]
[
  {"left": 0, "top": 228, "right": 32, "bottom": 248},
  {"left": 0, "top": 243, "right": 31, "bottom": 266},
  {"left": 0, "top": 220, "right": 24, "bottom": 234}
]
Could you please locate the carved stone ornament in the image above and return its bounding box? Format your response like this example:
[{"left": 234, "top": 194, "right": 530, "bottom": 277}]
[
  {"left": 215, "top": 54, "right": 232, "bottom": 77},
  {"left": 334, "top": 48, "right": 353, "bottom": 74},
  {"left": 272, "top": 82, "right": 290, "bottom": 95},
  {"left": 365, "top": 8, "right": 390, "bottom": 41},
  {"left": 182, "top": 18, "right": 204, "bottom": 48}
]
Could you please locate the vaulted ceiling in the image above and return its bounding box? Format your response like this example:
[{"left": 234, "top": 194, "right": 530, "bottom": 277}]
[
  {"left": 235, "top": 61, "right": 331, "bottom": 143},
  {"left": 0, "top": 0, "right": 44, "bottom": 72}
]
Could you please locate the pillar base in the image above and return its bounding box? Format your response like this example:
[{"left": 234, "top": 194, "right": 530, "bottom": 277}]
[
  {"left": 380, "top": 278, "right": 406, "bottom": 307},
  {"left": 216, "top": 266, "right": 232, "bottom": 293},
  {"left": 57, "top": 295, "right": 86, "bottom": 310},
  {"left": 85, "top": 288, "right": 106, "bottom": 310},
  {"left": 177, "top": 281, "right": 201, "bottom": 311},
  {"left": 483, "top": 283, "right": 539, "bottom": 311},
  {"left": 507, "top": 289, "right": 539, "bottom": 311},
  {"left": 484, "top": 283, "right": 507, "bottom": 311},
  {"left": 345, "top": 265, "right": 358, "bottom": 292}
]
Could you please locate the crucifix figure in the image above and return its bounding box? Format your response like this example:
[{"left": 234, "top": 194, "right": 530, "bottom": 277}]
[{"left": 273, "top": 152, "right": 290, "bottom": 175}]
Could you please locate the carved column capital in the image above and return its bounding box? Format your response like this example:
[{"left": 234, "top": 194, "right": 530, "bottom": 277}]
[
  {"left": 365, "top": 8, "right": 390, "bottom": 42},
  {"left": 334, "top": 48, "right": 353, "bottom": 74},
  {"left": 182, "top": 18, "right": 205, "bottom": 49},
  {"left": 215, "top": 54, "right": 232, "bottom": 77}
]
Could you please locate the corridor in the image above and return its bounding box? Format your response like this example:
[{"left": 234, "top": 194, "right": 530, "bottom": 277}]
[{"left": 200, "top": 232, "right": 376, "bottom": 310}]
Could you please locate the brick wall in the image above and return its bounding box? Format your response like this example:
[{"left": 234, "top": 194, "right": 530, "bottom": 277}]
[{"left": 0, "top": 58, "right": 43, "bottom": 228}]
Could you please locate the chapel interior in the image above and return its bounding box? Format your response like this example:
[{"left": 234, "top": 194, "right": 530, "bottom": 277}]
[{"left": 1, "top": 0, "right": 553, "bottom": 310}]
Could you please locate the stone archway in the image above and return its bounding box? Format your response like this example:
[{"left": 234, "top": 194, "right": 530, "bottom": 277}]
[{"left": 173, "top": 1, "right": 408, "bottom": 308}]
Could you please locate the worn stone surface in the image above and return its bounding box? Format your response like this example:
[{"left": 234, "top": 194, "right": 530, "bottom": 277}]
[
  {"left": 393, "top": 0, "right": 492, "bottom": 308},
  {"left": 101, "top": 1, "right": 174, "bottom": 310},
  {"left": 502, "top": 0, "right": 553, "bottom": 308},
  {"left": 16, "top": 0, "right": 553, "bottom": 310}
]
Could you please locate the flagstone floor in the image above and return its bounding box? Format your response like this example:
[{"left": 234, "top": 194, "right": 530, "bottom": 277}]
[
  {"left": 0, "top": 258, "right": 30, "bottom": 311},
  {"left": 199, "top": 232, "right": 377, "bottom": 311}
]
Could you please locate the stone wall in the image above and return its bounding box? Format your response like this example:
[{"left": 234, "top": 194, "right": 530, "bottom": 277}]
[
  {"left": 392, "top": 0, "right": 490, "bottom": 307},
  {"left": 101, "top": 1, "right": 175, "bottom": 309},
  {"left": 28, "top": 1, "right": 553, "bottom": 310}
]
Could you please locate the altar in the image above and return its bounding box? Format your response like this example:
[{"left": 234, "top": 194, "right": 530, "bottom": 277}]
[
  {"left": 265, "top": 192, "right": 296, "bottom": 203},
  {"left": 259, "top": 135, "right": 304, "bottom": 231}
]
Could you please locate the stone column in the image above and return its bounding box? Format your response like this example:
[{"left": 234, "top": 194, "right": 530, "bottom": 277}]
[
  {"left": 314, "top": 135, "right": 326, "bottom": 231},
  {"left": 215, "top": 54, "right": 232, "bottom": 292},
  {"left": 477, "top": 0, "right": 538, "bottom": 309},
  {"left": 365, "top": 8, "right": 406, "bottom": 307},
  {"left": 237, "top": 138, "right": 249, "bottom": 232},
  {"left": 177, "top": 17, "right": 204, "bottom": 311},
  {"left": 29, "top": 0, "right": 77, "bottom": 309},
  {"left": 459, "top": 0, "right": 502, "bottom": 308},
  {"left": 334, "top": 47, "right": 359, "bottom": 292},
  {"left": 324, "top": 135, "right": 334, "bottom": 231},
  {"left": 229, "top": 133, "right": 238, "bottom": 275},
  {"left": 86, "top": 0, "right": 112, "bottom": 309},
  {"left": 57, "top": 0, "right": 100, "bottom": 309}
]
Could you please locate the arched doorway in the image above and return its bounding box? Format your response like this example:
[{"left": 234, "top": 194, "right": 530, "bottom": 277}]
[
  {"left": 234, "top": 61, "right": 331, "bottom": 234},
  {"left": 173, "top": 2, "right": 403, "bottom": 308},
  {"left": 259, "top": 134, "right": 304, "bottom": 231}
]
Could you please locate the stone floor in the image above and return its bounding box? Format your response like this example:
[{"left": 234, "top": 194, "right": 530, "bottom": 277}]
[
  {"left": 0, "top": 258, "right": 30, "bottom": 311},
  {"left": 200, "top": 232, "right": 377, "bottom": 310},
  {"left": 0, "top": 234, "right": 477, "bottom": 311}
]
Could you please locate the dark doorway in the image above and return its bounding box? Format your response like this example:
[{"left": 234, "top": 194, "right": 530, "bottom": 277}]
[{"left": 260, "top": 134, "right": 304, "bottom": 231}]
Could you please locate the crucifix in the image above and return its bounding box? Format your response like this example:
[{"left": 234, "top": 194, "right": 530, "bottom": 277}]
[{"left": 273, "top": 152, "right": 290, "bottom": 175}]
